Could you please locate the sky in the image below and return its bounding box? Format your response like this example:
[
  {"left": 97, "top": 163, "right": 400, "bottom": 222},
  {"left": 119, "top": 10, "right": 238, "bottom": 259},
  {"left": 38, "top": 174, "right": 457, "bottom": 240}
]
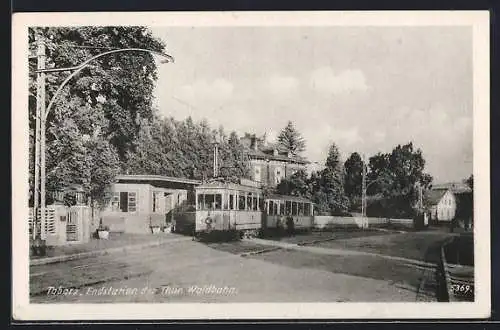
[{"left": 149, "top": 26, "right": 473, "bottom": 184}]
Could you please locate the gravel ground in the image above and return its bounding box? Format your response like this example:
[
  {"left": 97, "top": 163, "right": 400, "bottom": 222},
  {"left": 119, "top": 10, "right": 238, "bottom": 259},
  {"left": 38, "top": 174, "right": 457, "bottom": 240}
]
[
  {"left": 30, "top": 230, "right": 454, "bottom": 303},
  {"left": 32, "top": 242, "right": 417, "bottom": 303}
]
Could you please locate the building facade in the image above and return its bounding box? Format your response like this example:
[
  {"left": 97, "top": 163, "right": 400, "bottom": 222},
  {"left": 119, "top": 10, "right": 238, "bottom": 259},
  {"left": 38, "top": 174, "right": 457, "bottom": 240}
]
[
  {"left": 425, "top": 188, "right": 457, "bottom": 223},
  {"left": 101, "top": 175, "right": 201, "bottom": 233},
  {"left": 241, "top": 134, "right": 309, "bottom": 187}
]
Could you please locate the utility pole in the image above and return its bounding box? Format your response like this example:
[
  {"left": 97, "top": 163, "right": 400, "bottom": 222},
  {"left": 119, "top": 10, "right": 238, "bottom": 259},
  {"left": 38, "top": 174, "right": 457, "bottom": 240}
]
[
  {"left": 39, "top": 33, "right": 47, "bottom": 239},
  {"left": 213, "top": 141, "right": 219, "bottom": 178},
  {"left": 361, "top": 154, "right": 367, "bottom": 218},
  {"left": 33, "top": 30, "right": 46, "bottom": 240},
  {"left": 418, "top": 181, "right": 423, "bottom": 213}
]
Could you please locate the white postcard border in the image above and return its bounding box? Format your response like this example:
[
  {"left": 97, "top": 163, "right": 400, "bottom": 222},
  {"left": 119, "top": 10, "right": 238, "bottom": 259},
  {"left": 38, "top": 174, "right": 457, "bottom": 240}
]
[{"left": 12, "top": 10, "right": 490, "bottom": 320}]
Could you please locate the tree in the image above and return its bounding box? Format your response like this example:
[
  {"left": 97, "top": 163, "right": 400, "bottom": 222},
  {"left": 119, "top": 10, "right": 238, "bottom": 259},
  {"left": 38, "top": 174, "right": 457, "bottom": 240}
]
[
  {"left": 276, "top": 169, "right": 311, "bottom": 198},
  {"left": 29, "top": 27, "right": 165, "bottom": 204},
  {"left": 45, "top": 98, "right": 121, "bottom": 205},
  {"left": 219, "top": 131, "right": 251, "bottom": 180},
  {"left": 366, "top": 142, "right": 433, "bottom": 218},
  {"left": 466, "top": 174, "right": 474, "bottom": 190},
  {"left": 313, "top": 143, "right": 349, "bottom": 215},
  {"left": 277, "top": 121, "right": 306, "bottom": 156},
  {"left": 344, "top": 152, "right": 364, "bottom": 210}
]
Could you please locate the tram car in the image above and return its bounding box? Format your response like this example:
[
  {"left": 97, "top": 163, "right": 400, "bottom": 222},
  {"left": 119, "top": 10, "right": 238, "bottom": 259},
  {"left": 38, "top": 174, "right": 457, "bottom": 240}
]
[
  {"left": 173, "top": 178, "right": 264, "bottom": 239},
  {"left": 262, "top": 194, "right": 314, "bottom": 235},
  {"left": 172, "top": 178, "right": 315, "bottom": 240}
]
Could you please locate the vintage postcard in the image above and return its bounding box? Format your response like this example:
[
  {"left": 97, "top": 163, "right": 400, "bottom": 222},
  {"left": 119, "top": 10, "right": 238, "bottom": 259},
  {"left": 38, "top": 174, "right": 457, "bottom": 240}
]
[{"left": 12, "top": 11, "right": 490, "bottom": 320}]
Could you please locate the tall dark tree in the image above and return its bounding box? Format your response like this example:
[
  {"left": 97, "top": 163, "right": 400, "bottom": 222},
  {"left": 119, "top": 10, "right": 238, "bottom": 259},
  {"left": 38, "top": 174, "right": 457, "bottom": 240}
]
[
  {"left": 313, "top": 143, "right": 349, "bottom": 215},
  {"left": 344, "top": 152, "right": 364, "bottom": 210},
  {"left": 219, "top": 131, "right": 251, "bottom": 180},
  {"left": 277, "top": 121, "right": 306, "bottom": 156}
]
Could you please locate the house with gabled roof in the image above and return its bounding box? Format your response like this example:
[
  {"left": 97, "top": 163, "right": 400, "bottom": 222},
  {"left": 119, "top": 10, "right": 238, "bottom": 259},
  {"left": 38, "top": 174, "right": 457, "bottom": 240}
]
[{"left": 424, "top": 188, "right": 457, "bottom": 223}]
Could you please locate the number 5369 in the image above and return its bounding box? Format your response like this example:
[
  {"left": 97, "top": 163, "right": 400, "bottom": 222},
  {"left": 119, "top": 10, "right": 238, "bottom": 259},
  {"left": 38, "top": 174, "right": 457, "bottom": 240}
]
[{"left": 451, "top": 284, "right": 472, "bottom": 294}]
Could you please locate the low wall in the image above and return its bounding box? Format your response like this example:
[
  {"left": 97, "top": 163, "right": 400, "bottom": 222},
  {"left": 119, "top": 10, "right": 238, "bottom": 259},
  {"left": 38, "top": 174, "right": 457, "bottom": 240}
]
[
  {"left": 29, "top": 205, "right": 92, "bottom": 246},
  {"left": 101, "top": 212, "right": 152, "bottom": 234},
  {"left": 388, "top": 218, "right": 414, "bottom": 228},
  {"left": 313, "top": 216, "right": 414, "bottom": 229}
]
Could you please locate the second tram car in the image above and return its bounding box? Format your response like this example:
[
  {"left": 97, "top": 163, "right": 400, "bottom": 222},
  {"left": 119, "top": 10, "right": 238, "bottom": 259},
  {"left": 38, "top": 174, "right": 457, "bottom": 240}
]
[{"left": 262, "top": 194, "right": 314, "bottom": 235}]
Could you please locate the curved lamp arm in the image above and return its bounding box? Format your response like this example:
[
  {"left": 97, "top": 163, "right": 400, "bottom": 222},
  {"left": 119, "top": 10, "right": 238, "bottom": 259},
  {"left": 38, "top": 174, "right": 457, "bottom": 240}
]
[{"left": 42, "top": 48, "right": 174, "bottom": 121}]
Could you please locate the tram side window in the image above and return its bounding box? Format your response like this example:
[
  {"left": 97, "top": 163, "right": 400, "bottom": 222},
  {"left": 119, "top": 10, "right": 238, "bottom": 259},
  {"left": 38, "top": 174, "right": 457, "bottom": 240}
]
[
  {"left": 252, "top": 196, "right": 258, "bottom": 211},
  {"left": 292, "top": 202, "right": 298, "bottom": 216},
  {"left": 229, "top": 194, "right": 234, "bottom": 210},
  {"left": 286, "top": 201, "right": 292, "bottom": 215},
  {"left": 259, "top": 198, "right": 264, "bottom": 211},
  {"left": 298, "top": 202, "right": 304, "bottom": 216},
  {"left": 273, "top": 202, "right": 278, "bottom": 216},
  {"left": 239, "top": 194, "right": 246, "bottom": 210},
  {"left": 247, "top": 194, "right": 252, "bottom": 211},
  {"left": 268, "top": 201, "right": 274, "bottom": 215},
  {"left": 304, "top": 203, "right": 311, "bottom": 216},
  {"left": 279, "top": 202, "right": 285, "bottom": 215}
]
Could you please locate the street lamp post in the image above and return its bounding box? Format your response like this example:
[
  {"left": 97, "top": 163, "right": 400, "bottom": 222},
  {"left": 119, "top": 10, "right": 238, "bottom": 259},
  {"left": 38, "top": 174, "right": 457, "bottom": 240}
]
[{"left": 31, "top": 32, "right": 174, "bottom": 242}]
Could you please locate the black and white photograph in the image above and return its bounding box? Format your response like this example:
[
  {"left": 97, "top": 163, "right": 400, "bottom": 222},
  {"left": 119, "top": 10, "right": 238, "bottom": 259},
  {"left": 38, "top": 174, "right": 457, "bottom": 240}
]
[{"left": 12, "top": 11, "right": 490, "bottom": 320}]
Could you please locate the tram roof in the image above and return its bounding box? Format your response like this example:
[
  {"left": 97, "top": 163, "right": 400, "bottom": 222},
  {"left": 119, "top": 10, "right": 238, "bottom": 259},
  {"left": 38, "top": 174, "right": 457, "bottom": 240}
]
[
  {"left": 196, "top": 181, "right": 263, "bottom": 192},
  {"left": 266, "top": 194, "right": 313, "bottom": 203}
]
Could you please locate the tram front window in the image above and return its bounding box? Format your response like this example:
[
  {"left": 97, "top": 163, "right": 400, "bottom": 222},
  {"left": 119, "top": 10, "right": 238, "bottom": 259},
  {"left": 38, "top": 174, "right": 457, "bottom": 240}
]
[
  {"left": 197, "top": 194, "right": 222, "bottom": 210},
  {"left": 214, "top": 194, "right": 222, "bottom": 210},
  {"left": 205, "top": 194, "right": 214, "bottom": 209}
]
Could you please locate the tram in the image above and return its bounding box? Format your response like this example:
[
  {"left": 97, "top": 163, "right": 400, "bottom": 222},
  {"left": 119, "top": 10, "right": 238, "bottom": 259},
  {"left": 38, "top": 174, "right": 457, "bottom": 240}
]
[
  {"left": 262, "top": 194, "right": 314, "bottom": 235},
  {"left": 173, "top": 179, "right": 264, "bottom": 239}
]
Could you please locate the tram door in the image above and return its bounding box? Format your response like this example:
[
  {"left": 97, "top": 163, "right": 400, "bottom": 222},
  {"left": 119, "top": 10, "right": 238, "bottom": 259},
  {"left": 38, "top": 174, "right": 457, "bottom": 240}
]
[
  {"left": 223, "top": 211, "right": 230, "bottom": 231},
  {"left": 228, "top": 192, "right": 236, "bottom": 230}
]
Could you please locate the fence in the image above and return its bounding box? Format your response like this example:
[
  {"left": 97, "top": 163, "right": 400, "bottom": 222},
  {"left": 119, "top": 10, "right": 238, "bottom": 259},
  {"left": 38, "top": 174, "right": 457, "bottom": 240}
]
[
  {"left": 29, "top": 205, "right": 92, "bottom": 246},
  {"left": 313, "top": 216, "right": 414, "bottom": 230}
]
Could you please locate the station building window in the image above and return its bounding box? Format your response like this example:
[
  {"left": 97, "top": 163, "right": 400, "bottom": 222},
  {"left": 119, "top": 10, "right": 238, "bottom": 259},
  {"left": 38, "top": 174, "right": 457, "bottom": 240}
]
[{"left": 113, "top": 191, "right": 137, "bottom": 213}]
